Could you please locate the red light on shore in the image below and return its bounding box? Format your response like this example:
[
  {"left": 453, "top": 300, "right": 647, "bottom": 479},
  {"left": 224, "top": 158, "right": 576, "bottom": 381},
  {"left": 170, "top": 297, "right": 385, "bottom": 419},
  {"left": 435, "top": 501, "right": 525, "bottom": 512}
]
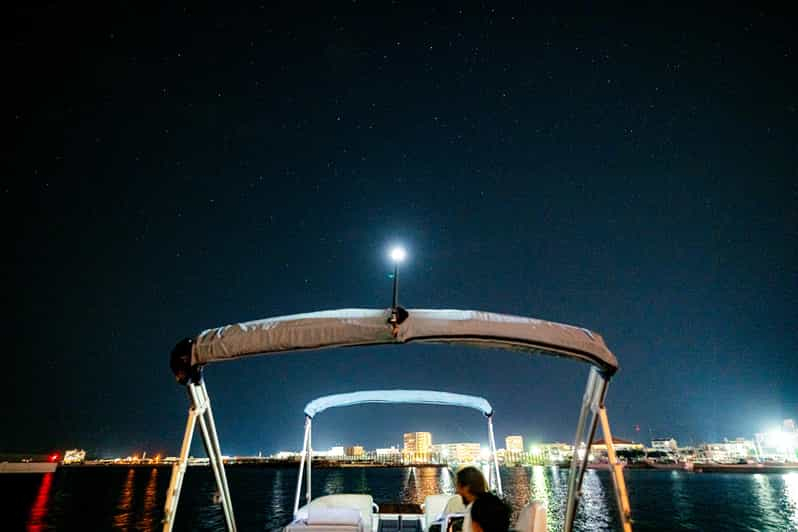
[{"left": 49, "top": 454, "right": 59, "bottom": 462}]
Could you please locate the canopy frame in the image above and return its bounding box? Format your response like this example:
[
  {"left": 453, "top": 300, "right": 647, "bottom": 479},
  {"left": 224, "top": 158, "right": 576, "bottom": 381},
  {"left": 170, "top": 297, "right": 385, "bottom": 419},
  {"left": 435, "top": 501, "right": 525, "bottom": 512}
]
[
  {"left": 170, "top": 308, "right": 619, "bottom": 383},
  {"left": 304, "top": 390, "right": 493, "bottom": 418},
  {"left": 163, "top": 306, "right": 632, "bottom": 532},
  {"left": 292, "top": 390, "right": 503, "bottom": 519},
  {"left": 564, "top": 367, "right": 633, "bottom": 532},
  {"left": 162, "top": 378, "right": 236, "bottom": 532}
]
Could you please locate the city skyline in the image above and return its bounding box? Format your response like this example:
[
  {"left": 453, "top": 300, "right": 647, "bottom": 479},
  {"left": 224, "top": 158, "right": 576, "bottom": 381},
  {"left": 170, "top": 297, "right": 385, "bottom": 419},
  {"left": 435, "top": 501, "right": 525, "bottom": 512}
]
[
  {"left": 52, "top": 415, "right": 797, "bottom": 466},
  {"left": 44, "top": 417, "right": 795, "bottom": 461}
]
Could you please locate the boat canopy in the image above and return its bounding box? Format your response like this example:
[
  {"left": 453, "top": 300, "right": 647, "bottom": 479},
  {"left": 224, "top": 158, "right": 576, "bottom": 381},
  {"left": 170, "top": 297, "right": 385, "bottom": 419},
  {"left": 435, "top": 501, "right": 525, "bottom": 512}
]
[
  {"left": 174, "top": 308, "right": 618, "bottom": 378},
  {"left": 304, "top": 390, "right": 493, "bottom": 418},
  {"left": 294, "top": 388, "right": 504, "bottom": 516}
]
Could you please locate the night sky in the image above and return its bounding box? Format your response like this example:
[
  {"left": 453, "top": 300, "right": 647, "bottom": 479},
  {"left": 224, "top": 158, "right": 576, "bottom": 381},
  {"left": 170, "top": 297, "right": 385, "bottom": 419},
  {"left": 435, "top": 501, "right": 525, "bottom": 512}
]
[{"left": 4, "top": 5, "right": 796, "bottom": 458}]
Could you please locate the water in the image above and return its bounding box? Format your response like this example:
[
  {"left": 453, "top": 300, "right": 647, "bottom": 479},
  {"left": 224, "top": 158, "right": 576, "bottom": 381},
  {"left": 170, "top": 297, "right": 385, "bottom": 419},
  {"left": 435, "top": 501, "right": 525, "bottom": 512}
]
[{"left": 2, "top": 466, "right": 797, "bottom": 531}]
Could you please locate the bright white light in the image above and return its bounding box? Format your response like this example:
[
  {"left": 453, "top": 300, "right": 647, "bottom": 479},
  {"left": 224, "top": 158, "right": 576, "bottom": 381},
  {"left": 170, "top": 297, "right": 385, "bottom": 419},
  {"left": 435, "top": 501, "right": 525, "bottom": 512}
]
[
  {"left": 390, "top": 246, "right": 407, "bottom": 263},
  {"left": 766, "top": 430, "right": 792, "bottom": 450}
]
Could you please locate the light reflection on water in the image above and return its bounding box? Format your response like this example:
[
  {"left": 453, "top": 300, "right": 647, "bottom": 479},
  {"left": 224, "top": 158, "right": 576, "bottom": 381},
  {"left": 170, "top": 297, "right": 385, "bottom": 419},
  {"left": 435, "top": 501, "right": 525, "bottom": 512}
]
[
  {"left": 26, "top": 471, "right": 53, "bottom": 531},
  {"left": 112, "top": 468, "right": 136, "bottom": 528},
  {"left": 324, "top": 469, "right": 345, "bottom": 494},
  {"left": 669, "top": 471, "right": 693, "bottom": 528},
  {"left": 575, "top": 469, "right": 611, "bottom": 531},
  {"left": 136, "top": 468, "right": 159, "bottom": 530},
  {"left": 270, "top": 468, "right": 284, "bottom": 518},
  {"left": 8, "top": 466, "right": 798, "bottom": 531},
  {"left": 501, "top": 465, "right": 613, "bottom": 530},
  {"left": 355, "top": 468, "right": 369, "bottom": 493},
  {"left": 781, "top": 472, "right": 798, "bottom": 528},
  {"left": 400, "top": 466, "right": 441, "bottom": 505},
  {"left": 440, "top": 467, "right": 455, "bottom": 494}
]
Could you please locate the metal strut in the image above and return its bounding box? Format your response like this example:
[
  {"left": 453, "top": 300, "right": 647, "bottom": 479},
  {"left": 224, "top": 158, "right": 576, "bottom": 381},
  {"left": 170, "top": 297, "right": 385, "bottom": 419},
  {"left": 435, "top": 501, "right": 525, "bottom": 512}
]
[
  {"left": 600, "top": 404, "right": 633, "bottom": 532},
  {"left": 162, "top": 379, "right": 237, "bottom": 532},
  {"left": 293, "top": 417, "right": 311, "bottom": 518},
  {"left": 564, "top": 368, "right": 632, "bottom": 532},
  {"left": 486, "top": 414, "right": 503, "bottom": 496}
]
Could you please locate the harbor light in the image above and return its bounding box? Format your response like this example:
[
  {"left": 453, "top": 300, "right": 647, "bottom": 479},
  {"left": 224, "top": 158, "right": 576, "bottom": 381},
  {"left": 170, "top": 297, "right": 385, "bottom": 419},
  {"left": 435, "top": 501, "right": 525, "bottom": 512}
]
[
  {"left": 764, "top": 429, "right": 794, "bottom": 453},
  {"left": 390, "top": 246, "right": 407, "bottom": 263}
]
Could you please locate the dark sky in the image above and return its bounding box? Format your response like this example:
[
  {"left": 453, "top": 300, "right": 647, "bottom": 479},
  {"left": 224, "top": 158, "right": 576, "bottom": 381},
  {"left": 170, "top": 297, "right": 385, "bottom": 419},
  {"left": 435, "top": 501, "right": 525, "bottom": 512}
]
[{"left": 3, "top": 4, "right": 796, "bottom": 458}]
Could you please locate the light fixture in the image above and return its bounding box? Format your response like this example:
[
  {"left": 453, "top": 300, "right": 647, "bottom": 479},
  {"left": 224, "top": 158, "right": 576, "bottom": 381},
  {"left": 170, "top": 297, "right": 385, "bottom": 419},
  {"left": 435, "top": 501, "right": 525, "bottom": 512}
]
[{"left": 390, "top": 246, "right": 407, "bottom": 263}]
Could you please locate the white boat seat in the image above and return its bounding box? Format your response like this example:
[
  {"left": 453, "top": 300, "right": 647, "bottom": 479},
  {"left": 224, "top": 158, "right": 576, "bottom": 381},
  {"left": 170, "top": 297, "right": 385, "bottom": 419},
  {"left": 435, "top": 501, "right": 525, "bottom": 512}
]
[
  {"left": 287, "top": 516, "right": 362, "bottom": 532},
  {"left": 422, "top": 494, "right": 465, "bottom": 530},
  {"left": 441, "top": 495, "right": 466, "bottom": 515},
  {"left": 289, "top": 494, "right": 376, "bottom": 532},
  {"left": 514, "top": 501, "right": 547, "bottom": 532},
  {"left": 308, "top": 507, "right": 362, "bottom": 526}
]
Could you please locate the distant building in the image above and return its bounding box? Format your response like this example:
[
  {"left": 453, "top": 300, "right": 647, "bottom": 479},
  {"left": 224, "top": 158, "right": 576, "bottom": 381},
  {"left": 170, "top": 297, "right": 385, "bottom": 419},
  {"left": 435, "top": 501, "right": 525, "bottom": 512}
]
[
  {"left": 329, "top": 446, "right": 345, "bottom": 457},
  {"left": 344, "top": 445, "right": 364, "bottom": 457},
  {"left": 700, "top": 438, "right": 757, "bottom": 463},
  {"left": 404, "top": 432, "right": 432, "bottom": 462},
  {"left": 539, "top": 443, "right": 573, "bottom": 463},
  {"left": 432, "top": 443, "right": 482, "bottom": 463},
  {"left": 651, "top": 438, "right": 678, "bottom": 452},
  {"left": 273, "top": 451, "right": 298, "bottom": 460},
  {"left": 63, "top": 449, "right": 86, "bottom": 464},
  {"left": 376, "top": 446, "right": 401, "bottom": 457},
  {"left": 312, "top": 446, "right": 345, "bottom": 458},
  {"left": 592, "top": 437, "right": 645, "bottom": 452},
  {"left": 505, "top": 435, "right": 524, "bottom": 453},
  {"left": 586, "top": 437, "right": 644, "bottom": 463},
  {"left": 754, "top": 420, "right": 798, "bottom": 462}
]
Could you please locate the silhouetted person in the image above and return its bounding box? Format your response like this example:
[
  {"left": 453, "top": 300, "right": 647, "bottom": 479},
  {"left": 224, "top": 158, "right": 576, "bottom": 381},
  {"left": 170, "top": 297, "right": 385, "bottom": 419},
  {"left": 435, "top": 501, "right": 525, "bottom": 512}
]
[
  {"left": 470, "top": 493, "right": 512, "bottom": 532},
  {"left": 445, "top": 466, "right": 488, "bottom": 532}
]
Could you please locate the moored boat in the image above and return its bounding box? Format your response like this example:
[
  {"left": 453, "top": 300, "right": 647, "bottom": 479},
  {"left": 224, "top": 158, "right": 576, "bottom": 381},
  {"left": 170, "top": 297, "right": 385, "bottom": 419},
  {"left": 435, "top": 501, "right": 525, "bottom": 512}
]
[{"left": 692, "top": 462, "right": 798, "bottom": 473}]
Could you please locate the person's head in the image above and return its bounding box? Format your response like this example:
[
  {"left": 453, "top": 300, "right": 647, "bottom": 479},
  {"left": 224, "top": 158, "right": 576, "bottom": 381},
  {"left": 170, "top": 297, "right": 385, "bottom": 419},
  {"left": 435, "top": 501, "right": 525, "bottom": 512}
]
[
  {"left": 470, "top": 493, "right": 512, "bottom": 532},
  {"left": 455, "top": 466, "right": 487, "bottom": 504}
]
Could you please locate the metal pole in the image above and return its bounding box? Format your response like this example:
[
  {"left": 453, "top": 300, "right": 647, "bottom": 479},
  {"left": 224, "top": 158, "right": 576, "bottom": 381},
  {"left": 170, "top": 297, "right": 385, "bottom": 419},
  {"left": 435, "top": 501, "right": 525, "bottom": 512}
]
[
  {"left": 162, "top": 399, "right": 201, "bottom": 531},
  {"left": 392, "top": 262, "right": 399, "bottom": 309},
  {"left": 306, "top": 419, "right": 313, "bottom": 504},
  {"left": 487, "top": 415, "right": 503, "bottom": 496},
  {"left": 293, "top": 417, "right": 311, "bottom": 518},
  {"left": 198, "top": 381, "right": 236, "bottom": 530},
  {"left": 190, "top": 384, "right": 236, "bottom": 532},
  {"left": 576, "top": 377, "right": 606, "bottom": 496},
  {"left": 564, "top": 368, "right": 602, "bottom": 532},
  {"left": 599, "top": 405, "right": 633, "bottom": 532}
]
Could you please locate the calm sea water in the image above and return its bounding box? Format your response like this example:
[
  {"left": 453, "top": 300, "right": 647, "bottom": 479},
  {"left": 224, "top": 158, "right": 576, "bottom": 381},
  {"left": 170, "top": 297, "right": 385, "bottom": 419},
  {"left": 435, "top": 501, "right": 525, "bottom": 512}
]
[{"left": 2, "top": 465, "right": 797, "bottom": 531}]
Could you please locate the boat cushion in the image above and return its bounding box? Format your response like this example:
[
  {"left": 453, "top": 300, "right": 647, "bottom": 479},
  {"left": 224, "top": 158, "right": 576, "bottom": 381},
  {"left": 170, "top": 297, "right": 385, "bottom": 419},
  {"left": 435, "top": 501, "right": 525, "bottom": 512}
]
[
  {"left": 515, "top": 501, "right": 547, "bottom": 532},
  {"left": 308, "top": 507, "right": 362, "bottom": 526}
]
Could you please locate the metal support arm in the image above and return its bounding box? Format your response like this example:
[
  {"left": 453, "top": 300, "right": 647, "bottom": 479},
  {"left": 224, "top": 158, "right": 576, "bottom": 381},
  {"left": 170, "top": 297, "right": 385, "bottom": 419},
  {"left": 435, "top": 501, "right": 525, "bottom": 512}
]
[
  {"left": 486, "top": 414, "right": 503, "bottom": 496},
  {"left": 293, "top": 416, "right": 311, "bottom": 518},
  {"left": 599, "top": 406, "right": 633, "bottom": 532},
  {"left": 162, "top": 379, "right": 237, "bottom": 532},
  {"left": 564, "top": 368, "right": 633, "bottom": 532}
]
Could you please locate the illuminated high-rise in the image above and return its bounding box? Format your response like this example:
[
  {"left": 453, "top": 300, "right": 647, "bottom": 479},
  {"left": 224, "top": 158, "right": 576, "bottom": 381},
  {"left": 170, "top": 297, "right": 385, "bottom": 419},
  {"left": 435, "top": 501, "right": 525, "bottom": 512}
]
[
  {"left": 506, "top": 435, "right": 524, "bottom": 454},
  {"left": 403, "top": 432, "right": 432, "bottom": 462},
  {"left": 432, "top": 442, "right": 482, "bottom": 463}
]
